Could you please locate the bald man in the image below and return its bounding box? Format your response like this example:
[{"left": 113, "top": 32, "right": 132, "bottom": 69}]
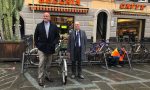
[
  {"left": 34, "top": 12, "right": 60, "bottom": 86},
  {"left": 67, "top": 22, "right": 87, "bottom": 79}
]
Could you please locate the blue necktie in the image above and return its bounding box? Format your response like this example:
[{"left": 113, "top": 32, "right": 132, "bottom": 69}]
[{"left": 76, "top": 31, "right": 79, "bottom": 47}]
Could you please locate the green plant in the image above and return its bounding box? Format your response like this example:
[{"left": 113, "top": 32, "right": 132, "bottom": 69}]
[{"left": 0, "top": 0, "right": 24, "bottom": 41}]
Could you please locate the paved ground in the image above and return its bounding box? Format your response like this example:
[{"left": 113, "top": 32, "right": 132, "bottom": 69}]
[{"left": 1, "top": 62, "right": 150, "bottom": 90}]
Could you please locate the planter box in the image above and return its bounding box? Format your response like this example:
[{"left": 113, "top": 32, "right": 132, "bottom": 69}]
[{"left": 0, "top": 41, "right": 25, "bottom": 61}]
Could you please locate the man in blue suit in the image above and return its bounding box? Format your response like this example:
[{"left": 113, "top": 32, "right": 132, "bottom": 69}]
[{"left": 34, "top": 12, "right": 60, "bottom": 86}]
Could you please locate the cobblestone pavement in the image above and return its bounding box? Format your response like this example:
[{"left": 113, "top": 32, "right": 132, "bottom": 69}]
[{"left": 1, "top": 62, "right": 150, "bottom": 90}]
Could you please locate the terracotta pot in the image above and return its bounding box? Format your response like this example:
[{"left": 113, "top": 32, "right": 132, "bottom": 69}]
[{"left": 0, "top": 41, "right": 25, "bottom": 61}]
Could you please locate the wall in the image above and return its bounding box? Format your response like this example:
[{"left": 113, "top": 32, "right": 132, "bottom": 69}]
[
  {"left": 91, "top": 0, "right": 115, "bottom": 9},
  {"left": 21, "top": 0, "right": 93, "bottom": 39}
]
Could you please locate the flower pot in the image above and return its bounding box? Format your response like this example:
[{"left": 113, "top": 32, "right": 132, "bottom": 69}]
[{"left": 0, "top": 40, "right": 25, "bottom": 61}]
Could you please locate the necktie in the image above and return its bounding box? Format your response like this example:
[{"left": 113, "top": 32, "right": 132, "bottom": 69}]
[{"left": 76, "top": 31, "right": 79, "bottom": 47}]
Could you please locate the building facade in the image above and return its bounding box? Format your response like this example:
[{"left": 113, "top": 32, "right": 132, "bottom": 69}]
[
  {"left": 21, "top": 0, "right": 150, "bottom": 42},
  {"left": 91, "top": 0, "right": 150, "bottom": 42}
]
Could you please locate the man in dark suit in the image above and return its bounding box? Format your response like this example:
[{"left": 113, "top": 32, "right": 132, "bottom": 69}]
[
  {"left": 34, "top": 12, "right": 59, "bottom": 86},
  {"left": 67, "top": 22, "right": 87, "bottom": 79}
]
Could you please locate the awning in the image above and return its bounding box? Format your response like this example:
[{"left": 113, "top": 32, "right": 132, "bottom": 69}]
[
  {"left": 28, "top": 4, "right": 89, "bottom": 14},
  {"left": 113, "top": 9, "right": 150, "bottom": 16}
]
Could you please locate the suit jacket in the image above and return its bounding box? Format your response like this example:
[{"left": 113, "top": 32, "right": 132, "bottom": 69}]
[
  {"left": 67, "top": 30, "right": 87, "bottom": 61},
  {"left": 34, "top": 21, "right": 60, "bottom": 54}
]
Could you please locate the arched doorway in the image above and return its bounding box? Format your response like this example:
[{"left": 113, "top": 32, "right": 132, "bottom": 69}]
[
  {"left": 20, "top": 16, "right": 25, "bottom": 38},
  {"left": 13, "top": 16, "right": 25, "bottom": 39},
  {"left": 96, "top": 12, "right": 108, "bottom": 41}
]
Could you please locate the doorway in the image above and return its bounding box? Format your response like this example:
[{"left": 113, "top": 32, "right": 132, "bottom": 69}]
[
  {"left": 96, "top": 12, "right": 108, "bottom": 41},
  {"left": 13, "top": 16, "right": 25, "bottom": 38},
  {"left": 20, "top": 16, "right": 25, "bottom": 38}
]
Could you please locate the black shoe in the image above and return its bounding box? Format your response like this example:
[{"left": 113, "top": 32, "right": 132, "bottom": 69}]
[
  {"left": 78, "top": 75, "right": 84, "bottom": 79},
  {"left": 38, "top": 79, "right": 44, "bottom": 86},
  {"left": 71, "top": 74, "right": 75, "bottom": 79},
  {"left": 38, "top": 82, "right": 44, "bottom": 86},
  {"left": 45, "top": 77, "right": 53, "bottom": 82}
]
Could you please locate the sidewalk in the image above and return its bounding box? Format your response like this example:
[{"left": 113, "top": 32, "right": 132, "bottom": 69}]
[{"left": 1, "top": 62, "right": 150, "bottom": 90}]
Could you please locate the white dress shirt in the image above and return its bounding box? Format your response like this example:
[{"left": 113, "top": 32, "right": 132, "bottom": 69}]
[{"left": 44, "top": 22, "right": 50, "bottom": 38}]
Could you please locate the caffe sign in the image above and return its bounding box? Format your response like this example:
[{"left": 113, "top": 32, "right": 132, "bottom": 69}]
[
  {"left": 120, "top": 3, "right": 146, "bottom": 10},
  {"left": 39, "top": 0, "right": 80, "bottom": 5}
]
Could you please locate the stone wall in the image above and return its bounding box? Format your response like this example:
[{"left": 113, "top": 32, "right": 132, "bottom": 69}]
[{"left": 21, "top": 0, "right": 94, "bottom": 39}]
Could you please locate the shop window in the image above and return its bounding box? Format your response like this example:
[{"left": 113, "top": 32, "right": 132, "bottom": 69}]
[
  {"left": 51, "top": 15, "right": 74, "bottom": 41},
  {"left": 51, "top": 15, "right": 74, "bottom": 35},
  {"left": 117, "top": 18, "right": 145, "bottom": 42}
]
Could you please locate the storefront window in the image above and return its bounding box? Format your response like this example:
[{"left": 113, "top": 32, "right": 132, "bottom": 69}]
[
  {"left": 117, "top": 18, "right": 145, "bottom": 42},
  {"left": 51, "top": 15, "right": 74, "bottom": 40},
  {"left": 51, "top": 15, "right": 74, "bottom": 35}
]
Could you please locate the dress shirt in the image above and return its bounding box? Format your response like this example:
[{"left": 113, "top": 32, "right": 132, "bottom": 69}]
[{"left": 44, "top": 22, "right": 50, "bottom": 38}]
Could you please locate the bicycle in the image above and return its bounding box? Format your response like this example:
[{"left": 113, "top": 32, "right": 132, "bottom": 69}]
[
  {"left": 86, "top": 40, "right": 114, "bottom": 63},
  {"left": 55, "top": 39, "right": 68, "bottom": 84},
  {"left": 22, "top": 35, "right": 33, "bottom": 53},
  {"left": 21, "top": 39, "right": 68, "bottom": 85},
  {"left": 129, "top": 41, "right": 149, "bottom": 62}
]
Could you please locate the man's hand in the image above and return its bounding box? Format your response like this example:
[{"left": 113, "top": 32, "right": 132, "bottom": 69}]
[{"left": 121, "top": 48, "right": 127, "bottom": 54}]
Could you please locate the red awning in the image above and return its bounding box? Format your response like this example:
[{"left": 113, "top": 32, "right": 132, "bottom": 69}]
[
  {"left": 28, "top": 4, "right": 89, "bottom": 14},
  {"left": 113, "top": 10, "right": 150, "bottom": 16}
]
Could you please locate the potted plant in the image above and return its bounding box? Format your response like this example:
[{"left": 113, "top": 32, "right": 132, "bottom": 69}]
[{"left": 0, "top": 0, "right": 25, "bottom": 61}]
